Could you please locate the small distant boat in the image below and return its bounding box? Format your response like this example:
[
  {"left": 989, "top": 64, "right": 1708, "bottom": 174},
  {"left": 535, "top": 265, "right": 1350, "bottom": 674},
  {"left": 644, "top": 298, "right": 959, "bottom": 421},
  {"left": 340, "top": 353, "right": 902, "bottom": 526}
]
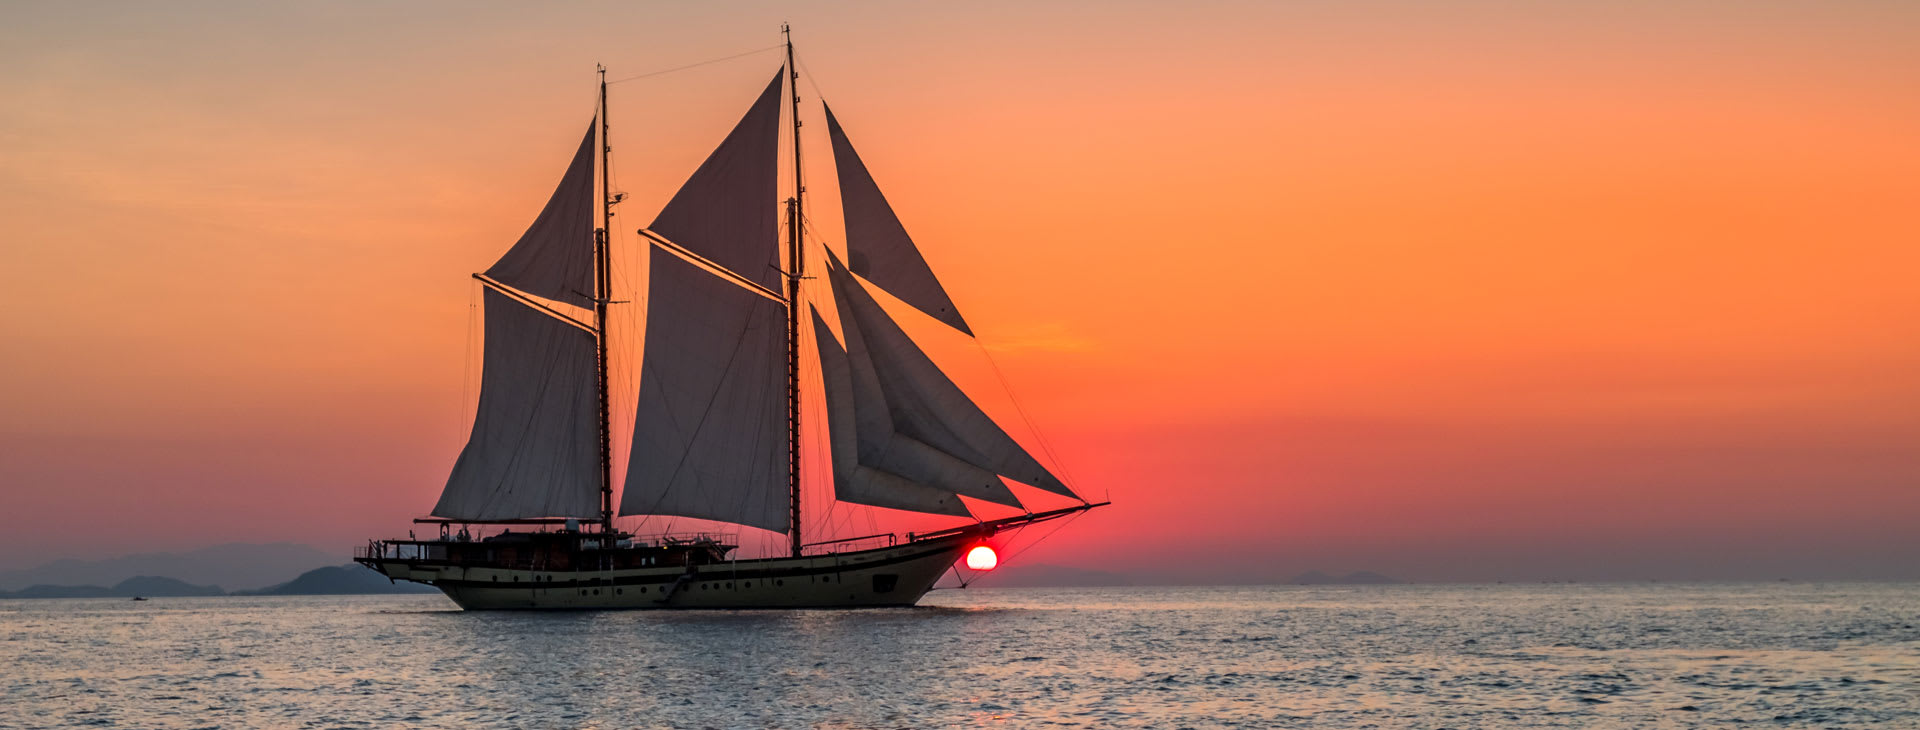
[
  {"left": 129, "top": 597, "right": 147, "bottom": 601},
  {"left": 357, "top": 28, "right": 1104, "bottom": 610}
]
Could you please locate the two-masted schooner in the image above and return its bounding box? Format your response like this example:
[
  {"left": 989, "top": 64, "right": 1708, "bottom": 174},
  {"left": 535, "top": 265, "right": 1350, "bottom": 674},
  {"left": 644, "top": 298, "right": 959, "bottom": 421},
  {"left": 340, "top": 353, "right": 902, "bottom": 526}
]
[{"left": 357, "top": 31, "right": 1104, "bottom": 610}]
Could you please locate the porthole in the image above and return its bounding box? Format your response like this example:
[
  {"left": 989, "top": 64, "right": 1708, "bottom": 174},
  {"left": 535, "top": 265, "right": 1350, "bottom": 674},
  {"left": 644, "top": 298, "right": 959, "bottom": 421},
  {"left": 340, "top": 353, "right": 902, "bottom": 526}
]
[
  {"left": 776, "top": 580, "right": 783, "bottom": 586},
  {"left": 726, "top": 582, "right": 734, "bottom": 589},
  {"left": 616, "top": 589, "right": 623, "bottom": 595}
]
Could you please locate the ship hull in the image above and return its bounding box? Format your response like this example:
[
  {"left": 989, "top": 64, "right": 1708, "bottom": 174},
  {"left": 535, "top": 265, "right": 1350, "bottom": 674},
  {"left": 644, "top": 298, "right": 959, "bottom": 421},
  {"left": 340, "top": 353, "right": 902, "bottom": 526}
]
[{"left": 360, "top": 535, "right": 970, "bottom": 610}]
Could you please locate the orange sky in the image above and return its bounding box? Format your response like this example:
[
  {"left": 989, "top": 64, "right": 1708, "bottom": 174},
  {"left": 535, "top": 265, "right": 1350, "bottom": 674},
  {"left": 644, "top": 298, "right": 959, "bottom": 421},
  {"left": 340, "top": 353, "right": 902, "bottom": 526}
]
[{"left": 3, "top": 2, "right": 1917, "bottom": 581}]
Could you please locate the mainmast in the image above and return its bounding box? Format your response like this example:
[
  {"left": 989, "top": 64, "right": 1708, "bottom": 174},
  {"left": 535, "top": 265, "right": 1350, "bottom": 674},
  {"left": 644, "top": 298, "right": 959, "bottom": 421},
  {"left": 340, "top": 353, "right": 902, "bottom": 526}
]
[
  {"left": 595, "top": 66, "right": 616, "bottom": 534},
  {"left": 783, "top": 26, "right": 806, "bottom": 557}
]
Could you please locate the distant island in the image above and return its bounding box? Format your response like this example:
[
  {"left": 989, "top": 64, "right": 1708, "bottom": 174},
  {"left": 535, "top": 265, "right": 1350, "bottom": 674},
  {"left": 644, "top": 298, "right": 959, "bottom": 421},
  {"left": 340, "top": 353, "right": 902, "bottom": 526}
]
[
  {"left": 235, "top": 564, "right": 439, "bottom": 596},
  {"left": 0, "top": 542, "right": 339, "bottom": 593},
  {"left": 0, "top": 564, "right": 436, "bottom": 599},
  {"left": 0, "top": 575, "right": 224, "bottom": 599},
  {"left": 1290, "top": 570, "right": 1404, "bottom": 585}
]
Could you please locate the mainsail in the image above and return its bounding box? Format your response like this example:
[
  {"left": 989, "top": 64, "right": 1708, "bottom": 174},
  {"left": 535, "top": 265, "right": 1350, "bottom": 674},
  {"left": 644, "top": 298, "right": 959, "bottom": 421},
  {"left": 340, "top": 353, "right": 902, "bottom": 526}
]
[
  {"left": 619, "top": 248, "right": 789, "bottom": 531},
  {"left": 435, "top": 289, "right": 602, "bottom": 521},
  {"left": 618, "top": 67, "right": 791, "bottom": 533},
  {"left": 825, "top": 105, "right": 972, "bottom": 335}
]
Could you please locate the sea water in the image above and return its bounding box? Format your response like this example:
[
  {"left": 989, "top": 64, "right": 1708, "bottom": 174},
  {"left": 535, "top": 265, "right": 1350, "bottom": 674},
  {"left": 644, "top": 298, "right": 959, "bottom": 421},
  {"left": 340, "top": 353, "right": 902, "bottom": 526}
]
[{"left": 3, "top": 583, "right": 1915, "bottom": 728}]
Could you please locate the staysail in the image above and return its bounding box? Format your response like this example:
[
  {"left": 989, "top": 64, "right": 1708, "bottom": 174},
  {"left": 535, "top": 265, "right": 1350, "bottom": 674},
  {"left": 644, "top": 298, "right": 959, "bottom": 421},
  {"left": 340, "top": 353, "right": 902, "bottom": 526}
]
[
  {"left": 483, "top": 125, "right": 598, "bottom": 310},
  {"left": 813, "top": 307, "right": 975, "bottom": 517},
  {"left": 818, "top": 251, "right": 1077, "bottom": 508},
  {"left": 434, "top": 288, "right": 602, "bottom": 521},
  {"left": 825, "top": 105, "right": 972, "bottom": 335},
  {"left": 647, "top": 70, "right": 785, "bottom": 291}
]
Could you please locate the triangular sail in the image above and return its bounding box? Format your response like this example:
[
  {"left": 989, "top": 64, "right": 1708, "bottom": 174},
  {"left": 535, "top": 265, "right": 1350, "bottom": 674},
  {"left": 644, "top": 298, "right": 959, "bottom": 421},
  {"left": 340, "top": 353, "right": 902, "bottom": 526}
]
[
  {"left": 620, "top": 246, "right": 789, "bottom": 532},
  {"left": 483, "top": 124, "right": 598, "bottom": 309},
  {"left": 825, "top": 105, "right": 972, "bottom": 335},
  {"left": 647, "top": 70, "right": 785, "bottom": 291},
  {"left": 813, "top": 308, "right": 973, "bottom": 517},
  {"left": 434, "top": 288, "right": 601, "bottom": 521},
  {"left": 824, "top": 251, "right": 1077, "bottom": 500},
  {"left": 825, "top": 302, "right": 1024, "bottom": 509}
]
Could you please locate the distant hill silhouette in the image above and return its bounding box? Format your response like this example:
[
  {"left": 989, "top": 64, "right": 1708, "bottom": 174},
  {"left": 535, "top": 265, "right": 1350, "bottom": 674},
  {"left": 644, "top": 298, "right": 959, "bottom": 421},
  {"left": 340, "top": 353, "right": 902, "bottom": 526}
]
[
  {"left": 0, "top": 559, "right": 437, "bottom": 599},
  {"left": 0, "top": 575, "right": 223, "bottom": 599},
  {"left": 235, "top": 564, "right": 438, "bottom": 596},
  {"left": 0, "top": 543, "right": 338, "bottom": 592},
  {"left": 1291, "top": 570, "right": 1403, "bottom": 585}
]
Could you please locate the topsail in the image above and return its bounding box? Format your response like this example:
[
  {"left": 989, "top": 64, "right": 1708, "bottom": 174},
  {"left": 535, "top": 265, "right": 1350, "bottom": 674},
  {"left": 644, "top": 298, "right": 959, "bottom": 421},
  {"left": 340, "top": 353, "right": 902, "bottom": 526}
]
[
  {"left": 483, "top": 125, "right": 599, "bottom": 309},
  {"left": 647, "top": 71, "right": 785, "bottom": 291}
]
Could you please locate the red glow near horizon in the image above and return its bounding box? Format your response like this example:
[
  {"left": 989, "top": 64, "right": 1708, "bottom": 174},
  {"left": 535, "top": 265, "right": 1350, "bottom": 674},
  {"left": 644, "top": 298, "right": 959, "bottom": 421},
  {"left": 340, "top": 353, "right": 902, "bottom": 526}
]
[{"left": 964, "top": 545, "right": 999, "bottom": 571}]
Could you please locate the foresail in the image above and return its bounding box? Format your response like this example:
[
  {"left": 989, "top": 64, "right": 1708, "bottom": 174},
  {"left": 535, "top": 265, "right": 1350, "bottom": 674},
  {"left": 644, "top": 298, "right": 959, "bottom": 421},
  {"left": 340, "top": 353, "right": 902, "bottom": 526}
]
[
  {"left": 824, "top": 252, "right": 1078, "bottom": 501},
  {"left": 830, "top": 302, "right": 1022, "bottom": 508},
  {"left": 825, "top": 105, "right": 972, "bottom": 335},
  {"left": 646, "top": 70, "right": 784, "bottom": 291},
  {"left": 483, "top": 124, "right": 597, "bottom": 308},
  {"left": 620, "top": 246, "right": 788, "bottom": 532},
  {"left": 813, "top": 307, "right": 973, "bottom": 517},
  {"left": 434, "top": 288, "right": 601, "bottom": 521}
]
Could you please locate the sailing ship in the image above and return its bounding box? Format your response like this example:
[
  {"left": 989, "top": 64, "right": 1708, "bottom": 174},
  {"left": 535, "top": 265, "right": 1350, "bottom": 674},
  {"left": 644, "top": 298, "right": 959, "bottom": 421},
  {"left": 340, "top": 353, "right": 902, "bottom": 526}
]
[{"left": 356, "top": 30, "right": 1105, "bottom": 610}]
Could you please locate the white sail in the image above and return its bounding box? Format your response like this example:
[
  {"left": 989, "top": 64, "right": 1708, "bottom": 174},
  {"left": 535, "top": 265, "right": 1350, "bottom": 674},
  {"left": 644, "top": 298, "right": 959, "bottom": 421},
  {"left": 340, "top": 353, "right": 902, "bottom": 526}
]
[
  {"left": 824, "top": 105, "right": 972, "bottom": 335},
  {"left": 825, "top": 252, "right": 1077, "bottom": 500},
  {"left": 620, "top": 246, "right": 789, "bottom": 532},
  {"left": 647, "top": 70, "right": 785, "bottom": 291},
  {"left": 434, "top": 288, "right": 601, "bottom": 521},
  {"left": 813, "top": 308, "right": 974, "bottom": 517},
  {"left": 483, "top": 124, "right": 598, "bottom": 309}
]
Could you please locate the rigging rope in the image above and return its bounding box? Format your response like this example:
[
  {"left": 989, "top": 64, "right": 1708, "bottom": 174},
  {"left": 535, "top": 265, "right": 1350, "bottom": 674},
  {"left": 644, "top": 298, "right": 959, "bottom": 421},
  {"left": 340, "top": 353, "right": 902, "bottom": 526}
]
[
  {"left": 606, "top": 45, "right": 785, "bottom": 85},
  {"left": 456, "top": 279, "right": 478, "bottom": 443},
  {"left": 969, "top": 335, "right": 1084, "bottom": 494}
]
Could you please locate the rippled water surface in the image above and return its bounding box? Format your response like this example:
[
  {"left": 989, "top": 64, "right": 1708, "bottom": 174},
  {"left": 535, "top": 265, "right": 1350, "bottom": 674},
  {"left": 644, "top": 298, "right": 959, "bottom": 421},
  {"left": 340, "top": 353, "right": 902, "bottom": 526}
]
[{"left": 5, "top": 583, "right": 1917, "bottom": 728}]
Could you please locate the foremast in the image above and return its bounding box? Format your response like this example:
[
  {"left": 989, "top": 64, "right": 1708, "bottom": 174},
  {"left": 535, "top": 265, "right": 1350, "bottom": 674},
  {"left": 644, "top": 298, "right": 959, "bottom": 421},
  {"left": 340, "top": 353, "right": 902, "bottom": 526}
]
[
  {"left": 782, "top": 26, "right": 807, "bottom": 557},
  {"left": 594, "top": 66, "right": 617, "bottom": 535}
]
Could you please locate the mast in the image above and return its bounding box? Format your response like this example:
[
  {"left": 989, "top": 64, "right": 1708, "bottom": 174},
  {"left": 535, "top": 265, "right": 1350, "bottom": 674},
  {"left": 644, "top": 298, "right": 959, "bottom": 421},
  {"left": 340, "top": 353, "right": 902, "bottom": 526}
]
[
  {"left": 783, "top": 26, "right": 805, "bottom": 557},
  {"left": 595, "top": 66, "right": 615, "bottom": 534}
]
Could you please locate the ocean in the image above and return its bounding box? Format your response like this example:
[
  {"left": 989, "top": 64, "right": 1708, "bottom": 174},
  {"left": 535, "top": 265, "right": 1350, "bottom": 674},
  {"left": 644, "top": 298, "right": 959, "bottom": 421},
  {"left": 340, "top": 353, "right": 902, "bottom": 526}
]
[{"left": 4, "top": 583, "right": 1915, "bottom": 728}]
